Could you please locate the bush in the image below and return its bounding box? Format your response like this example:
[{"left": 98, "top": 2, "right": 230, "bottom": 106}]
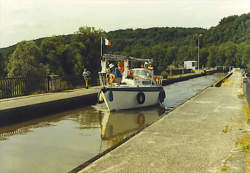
[
  {"left": 60, "top": 80, "right": 73, "bottom": 90},
  {"left": 246, "top": 69, "right": 250, "bottom": 77},
  {"left": 161, "top": 71, "right": 168, "bottom": 79}
]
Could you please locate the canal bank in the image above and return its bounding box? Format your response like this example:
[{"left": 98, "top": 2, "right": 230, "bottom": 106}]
[
  {"left": 0, "top": 71, "right": 221, "bottom": 127},
  {"left": 162, "top": 69, "right": 217, "bottom": 85},
  {"left": 74, "top": 70, "right": 248, "bottom": 173},
  {"left": 0, "top": 88, "right": 98, "bottom": 127},
  {"left": 0, "top": 73, "right": 226, "bottom": 173}
]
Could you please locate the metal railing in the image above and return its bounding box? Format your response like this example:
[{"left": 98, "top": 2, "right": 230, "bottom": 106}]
[
  {"left": 0, "top": 75, "right": 100, "bottom": 99},
  {"left": 243, "top": 77, "right": 250, "bottom": 107},
  {"left": 0, "top": 77, "right": 48, "bottom": 99},
  {"left": 62, "top": 75, "right": 99, "bottom": 89}
]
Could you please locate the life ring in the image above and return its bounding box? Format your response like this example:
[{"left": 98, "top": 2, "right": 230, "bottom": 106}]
[
  {"left": 109, "top": 73, "right": 116, "bottom": 84},
  {"left": 108, "top": 125, "right": 113, "bottom": 137},
  {"left": 97, "top": 90, "right": 104, "bottom": 104},
  {"left": 137, "top": 114, "right": 145, "bottom": 125},
  {"left": 159, "top": 89, "right": 166, "bottom": 103},
  {"left": 137, "top": 92, "right": 145, "bottom": 104}
]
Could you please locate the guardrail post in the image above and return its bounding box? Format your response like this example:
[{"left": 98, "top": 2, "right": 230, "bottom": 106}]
[{"left": 245, "top": 77, "right": 250, "bottom": 108}]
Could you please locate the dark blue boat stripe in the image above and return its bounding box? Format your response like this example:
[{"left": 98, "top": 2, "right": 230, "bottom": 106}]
[{"left": 101, "top": 87, "right": 163, "bottom": 92}]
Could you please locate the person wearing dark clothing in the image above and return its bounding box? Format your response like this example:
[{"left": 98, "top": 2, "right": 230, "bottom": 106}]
[{"left": 109, "top": 63, "right": 122, "bottom": 84}]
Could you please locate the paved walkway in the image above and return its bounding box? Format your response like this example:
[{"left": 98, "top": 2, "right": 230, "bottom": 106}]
[
  {"left": 77, "top": 71, "right": 247, "bottom": 173},
  {"left": 0, "top": 87, "right": 100, "bottom": 126},
  {"left": 0, "top": 87, "right": 99, "bottom": 111}
]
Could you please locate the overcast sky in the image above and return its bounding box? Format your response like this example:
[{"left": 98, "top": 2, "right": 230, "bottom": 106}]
[{"left": 0, "top": 0, "right": 250, "bottom": 48}]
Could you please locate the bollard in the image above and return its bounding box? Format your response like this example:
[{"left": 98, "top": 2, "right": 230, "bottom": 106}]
[
  {"left": 246, "top": 77, "right": 250, "bottom": 108},
  {"left": 243, "top": 77, "right": 247, "bottom": 94},
  {"left": 48, "top": 75, "right": 61, "bottom": 92}
]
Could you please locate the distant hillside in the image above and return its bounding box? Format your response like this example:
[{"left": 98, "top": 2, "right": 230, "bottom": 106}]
[
  {"left": 0, "top": 27, "right": 205, "bottom": 59},
  {"left": 1, "top": 13, "right": 250, "bottom": 79},
  {"left": 0, "top": 34, "right": 73, "bottom": 58},
  {"left": 107, "top": 27, "right": 206, "bottom": 54},
  {"left": 203, "top": 13, "right": 250, "bottom": 45}
]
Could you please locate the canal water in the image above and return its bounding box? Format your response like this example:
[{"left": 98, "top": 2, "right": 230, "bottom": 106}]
[{"left": 0, "top": 74, "right": 224, "bottom": 173}]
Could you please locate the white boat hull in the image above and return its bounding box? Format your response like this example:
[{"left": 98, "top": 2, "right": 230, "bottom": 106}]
[{"left": 100, "top": 87, "right": 164, "bottom": 111}]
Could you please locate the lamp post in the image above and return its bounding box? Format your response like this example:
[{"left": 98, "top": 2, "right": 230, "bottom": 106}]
[{"left": 197, "top": 34, "right": 202, "bottom": 71}]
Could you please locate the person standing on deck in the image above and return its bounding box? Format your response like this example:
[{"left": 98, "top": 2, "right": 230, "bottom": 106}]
[
  {"left": 148, "top": 63, "right": 154, "bottom": 70},
  {"left": 118, "top": 61, "right": 124, "bottom": 74},
  {"left": 109, "top": 63, "right": 122, "bottom": 84},
  {"left": 82, "top": 68, "right": 90, "bottom": 89}
]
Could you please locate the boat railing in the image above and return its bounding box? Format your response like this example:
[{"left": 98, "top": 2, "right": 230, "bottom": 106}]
[
  {"left": 102, "top": 54, "right": 153, "bottom": 63},
  {"left": 98, "top": 72, "right": 107, "bottom": 87}
]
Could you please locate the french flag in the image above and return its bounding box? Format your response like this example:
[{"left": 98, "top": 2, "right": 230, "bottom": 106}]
[{"left": 102, "top": 37, "right": 111, "bottom": 46}]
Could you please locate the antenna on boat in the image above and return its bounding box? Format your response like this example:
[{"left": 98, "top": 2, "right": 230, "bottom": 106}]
[{"left": 100, "top": 37, "right": 103, "bottom": 57}]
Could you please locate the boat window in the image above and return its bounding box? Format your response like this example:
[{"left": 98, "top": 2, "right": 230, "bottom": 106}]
[
  {"left": 142, "top": 81, "right": 151, "bottom": 85},
  {"left": 133, "top": 69, "right": 152, "bottom": 78}
]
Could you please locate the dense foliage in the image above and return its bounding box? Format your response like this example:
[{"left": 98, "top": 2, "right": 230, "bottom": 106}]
[
  {"left": 107, "top": 13, "right": 250, "bottom": 71},
  {"left": 7, "top": 41, "right": 43, "bottom": 78},
  {"left": 107, "top": 27, "right": 205, "bottom": 71},
  {"left": 0, "top": 13, "right": 250, "bottom": 80},
  {"left": 0, "top": 27, "right": 104, "bottom": 82}
]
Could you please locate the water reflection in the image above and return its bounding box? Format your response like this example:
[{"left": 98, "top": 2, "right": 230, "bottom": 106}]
[
  {"left": 97, "top": 107, "right": 165, "bottom": 147},
  {"left": 0, "top": 73, "right": 224, "bottom": 173},
  {"left": 0, "top": 117, "right": 57, "bottom": 141},
  {"left": 0, "top": 108, "right": 105, "bottom": 173},
  {"left": 0, "top": 108, "right": 101, "bottom": 142}
]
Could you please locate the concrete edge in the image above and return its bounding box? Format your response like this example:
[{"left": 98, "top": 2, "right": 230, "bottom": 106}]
[
  {"left": 162, "top": 70, "right": 217, "bottom": 86},
  {"left": 68, "top": 75, "right": 224, "bottom": 173},
  {"left": 68, "top": 127, "right": 144, "bottom": 173},
  {"left": 213, "top": 72, "right": 233, "bottom": 87},
  {"left": 0, "top": 93, "right": 97, "bottom": 127}
]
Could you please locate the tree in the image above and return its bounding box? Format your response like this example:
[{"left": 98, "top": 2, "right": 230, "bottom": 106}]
[
  {"left": 177, "top": 46, "right": 189, "bottom": 62},
  {"left": 224, "top": 42, "right": 238, "bottom": 66},
  {"left": 199, "top": 48, "right": 209, "bottom": 67},
  {"left": 7, "top": 41, "right": 43, "bottom": 78},
  {"left": 40, "top": 36, "right": 69, "bottom": 75},
  {"left": 207, "top": 46, "right": 217, "bottom": 67},
  {"left": 70, "top": 26, "right": 105, "bottom": 76},
  {"left": 241, "top": 44, "right": 250, "bottom": 68},
  {"left": 166, "top": 46, "right": 178, "bottom": 65},
  {"left": 0, "top": 53, "right": 5, "bottom": 77}
]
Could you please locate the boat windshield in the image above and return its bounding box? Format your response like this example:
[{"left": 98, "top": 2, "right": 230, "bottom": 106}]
[{"left": 132, "top": 68, "right": 153, "bottom": 79}]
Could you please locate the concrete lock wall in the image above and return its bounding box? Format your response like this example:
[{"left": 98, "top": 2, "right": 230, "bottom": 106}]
[
  {"left": 0, "top": 93, "right": 98, "bottom": 127},
  {"left": 244, "top": 77, "right": 250, "bottom": 108},
  {"left": 243, "top": 77, "right": 247, "bottom": 94}
]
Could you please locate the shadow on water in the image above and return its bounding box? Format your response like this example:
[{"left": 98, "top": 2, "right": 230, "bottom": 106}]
[
  {"left": 69, "top": 106, "right": 166, "bottom": 173},
  {"left": 0, "top": 73, "right": 224, "bottom": 173},
  {"left": 95, "top": 105, "right": 165, "bottom": 148}
]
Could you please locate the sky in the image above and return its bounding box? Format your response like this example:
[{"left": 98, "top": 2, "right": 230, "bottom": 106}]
[{"left": 0, "top": 0, "right": 250, "bottom": 48}]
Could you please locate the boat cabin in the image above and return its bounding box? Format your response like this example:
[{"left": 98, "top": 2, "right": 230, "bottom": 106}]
[
  {"left": 99, "top": 54, "right": 157, "bottom": 87},
  {"left": 184, "top": 61, "right": 197, "bottom": 70}
]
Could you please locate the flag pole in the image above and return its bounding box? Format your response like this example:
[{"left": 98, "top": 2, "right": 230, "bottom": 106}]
[{"left": 100, "top": 37, "right": 102, "bottom": 57}]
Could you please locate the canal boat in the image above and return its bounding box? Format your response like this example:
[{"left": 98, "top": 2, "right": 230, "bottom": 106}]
[{"left": 97, "top": 54, "right": 166, "bottom": 111}]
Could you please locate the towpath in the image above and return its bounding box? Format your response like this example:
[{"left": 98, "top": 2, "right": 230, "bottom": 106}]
[
  {"left": 76, "top": 70, "right": 247, "bottom": 173},
  {"left": 0, "top": 87, "right": 99, "bottom": 126},
  {"left": 0, "top": 87, "right": 98, "bottom": 111}
]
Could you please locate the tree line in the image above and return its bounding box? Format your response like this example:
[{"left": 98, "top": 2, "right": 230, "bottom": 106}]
[
  {"left": 0, "top": 27, "right": 105, "bottom": 87},
  {"left": 106, "top": 13, "right": 250, "bottom": 72},
  {"left": 0, "top": 13, "right": 250, "bottom": 81}
]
